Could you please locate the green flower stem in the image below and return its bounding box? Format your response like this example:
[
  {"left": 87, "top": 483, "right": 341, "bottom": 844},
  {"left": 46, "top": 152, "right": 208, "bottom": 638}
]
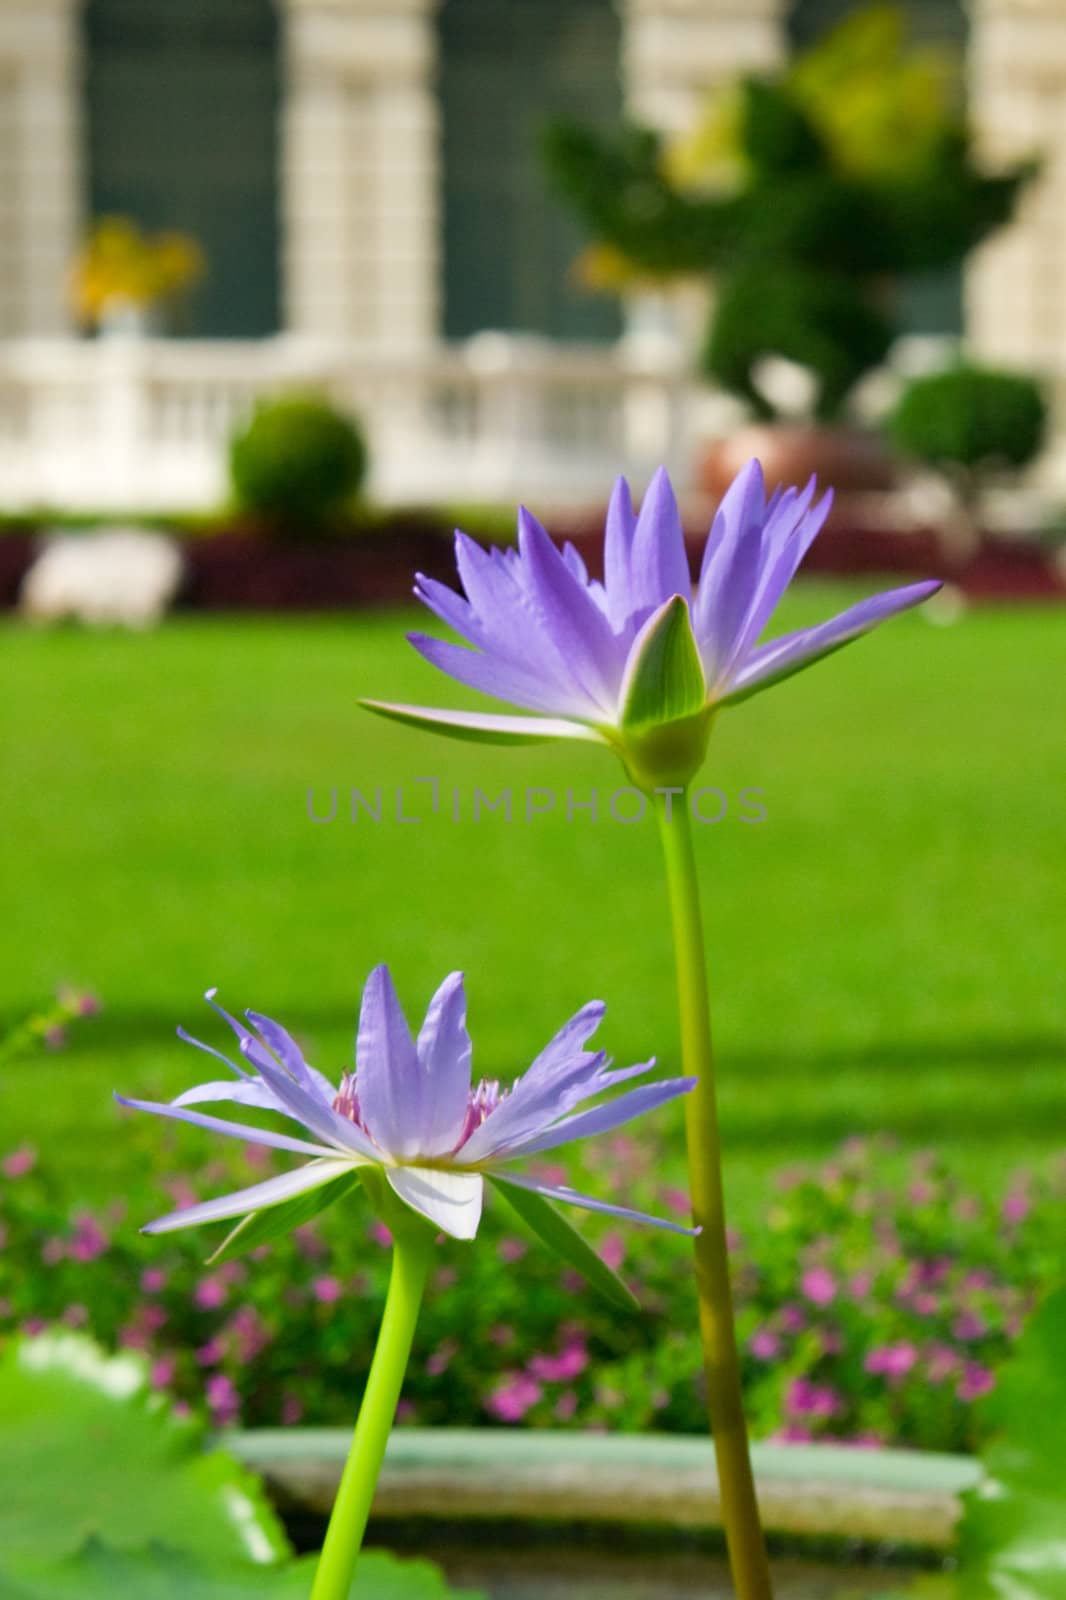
[
  {"left": 309, "top": 1228, "right": 433, "bottom": 1600},
  {"left": 654, "top": 789, "right": 774, "bottom": 1600}
]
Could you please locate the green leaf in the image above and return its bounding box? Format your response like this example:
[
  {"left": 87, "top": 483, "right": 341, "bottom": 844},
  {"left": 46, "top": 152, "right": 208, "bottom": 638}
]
[
  {"left": 956, "top": 1287, "right": 1066, "bottom": 1600},
  {"left": 0, "top": 1543, "right": 485, "bottom": 1600},
  {"left": 488, "top": 1177, "right": 639, "bottom": 1312},
  {"left": 0, "top": 1334, "right": 289, "bottom": 1569},
  {"left": 619, "top": 596, "right": 706, "bottom": 731},
  {"left": 208, "top": 1172, "right": 362, "bottom": 1264}
]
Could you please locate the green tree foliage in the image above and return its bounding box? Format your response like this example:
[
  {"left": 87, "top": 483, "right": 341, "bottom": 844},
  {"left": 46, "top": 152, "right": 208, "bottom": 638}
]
[{"left": 543, "top": 6, "right": 1036, "bottom": 421}]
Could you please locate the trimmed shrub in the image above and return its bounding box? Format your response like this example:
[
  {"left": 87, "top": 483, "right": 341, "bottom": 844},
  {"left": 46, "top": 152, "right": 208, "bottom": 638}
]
[
  {"left": 888, "top": 365, "right": 1047, "bottom": 474},
  {"left": 229, "top": 395, "right": 367, "bottom": 530}
]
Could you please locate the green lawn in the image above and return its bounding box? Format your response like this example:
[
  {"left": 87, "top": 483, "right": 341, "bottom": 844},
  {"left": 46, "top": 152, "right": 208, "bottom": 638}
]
[{"left": 1, "top": 588, "right": 1063, "bottom": 1224}]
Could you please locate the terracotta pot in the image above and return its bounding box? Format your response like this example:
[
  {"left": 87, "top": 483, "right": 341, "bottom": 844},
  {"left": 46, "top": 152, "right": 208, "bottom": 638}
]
[{"left": 698, "top": 424, "right": 897, "bottom": 505}]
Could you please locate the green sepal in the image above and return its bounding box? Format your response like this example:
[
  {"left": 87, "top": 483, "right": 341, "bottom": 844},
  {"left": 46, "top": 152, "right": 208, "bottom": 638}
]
[
  {"left": 619, "top": 595, "right": 706, "bottom": 732},
  {"left": 207, "top": 1173, "right": 362, "bottom": 1265},
  {"left": 488, "top": 1176, "right": 639, "bottom": 1312}
]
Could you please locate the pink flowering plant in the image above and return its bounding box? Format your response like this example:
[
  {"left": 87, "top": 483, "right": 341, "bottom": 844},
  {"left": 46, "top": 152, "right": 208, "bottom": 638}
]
[{"left": 6, "top": 1131, "right": 1058, "bottom": 1455}]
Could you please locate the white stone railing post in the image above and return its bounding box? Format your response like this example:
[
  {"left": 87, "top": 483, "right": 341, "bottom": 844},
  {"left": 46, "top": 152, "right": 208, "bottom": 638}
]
[
  {"left": 966, "top": 0, "right": 1066, "bottom": 486},
  {"left": 279, "top": 0, "right": 438, "bottom": 348},
  {"left": 0, "top": 0, "right": 83, "bottom": 337}
]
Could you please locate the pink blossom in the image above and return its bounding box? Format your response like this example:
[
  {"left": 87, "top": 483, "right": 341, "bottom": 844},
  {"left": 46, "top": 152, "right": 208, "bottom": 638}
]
[
  {"left": 848, "top": 1271, "right": 874, "bottom": 1301},
  {"left": 865, "top": 1342, "right": 919, "bottom": 1382},
  {"left": 369, "top": 1221, "right": 393, "bottom": 1249},
  {"left": 533, "top": 1163, "right": 569, "bottom": 1188},
  {"left": 61, "top": 1304, "right": 89, "bottom": 1328},
  {"left": 486, "top": 1374, "right": 542, "bottom": 1422},
  {"left": 786, "top": 1377, "right": 841, "bottom": 1419},
  {"left": 846, "top": 1431, "right": 885, "bottom": 1450},
  {"left": 194, "top": 1277, "right": 227, "bottom": 1311},
  {"left": 529, "top": 1338, "right": 588, "bottom": 1383},
  {"left": 800, "top": 1266, "right": 837, "bottom": 1307},
  {"left": 243, "top": 1141, "right": 274, "bottom": 1171},
  {"left": 293, "top": 1224, "right": 327, "bottom": 1259},
  {"left": 280, "top": 1394, "right": 304, "bottom": 1426},
  {"left": 434, "top": 1266, "right": 458, "bottom": 1290},
  {"left": 205, "top": 1373, "right": 240, "bottom": 1425},
  {"left": 312, "top": 1276, "right": 343, "bottom": 1304},
  {"left": 952, "top": 1309, "right": 986, "bottom": 1342},
  {"left": 166, "top": 1179, "right": 198, "bottom": 1209},
  {"left": 554, "top": 1390, "right": 579, "bottom": 1421},
  {"left": 150, "top": 1356, "right": 176, "bottom": 1389},
  {"left": 70, "top": 1215, "right": 108, "bottom": 1262},
  {"left": 226, "top": 1307, "right": 270, "bottom": 1361},
  {"left": 2, "top": 1146, "right": 37, "bottom": 1179},
  {"left": 779, "top": 1303, "right": 806, "bottom": 1334},
  {"left": 197, "top": 1338, "right": 225, "bottom": 1367},
  {"left": 771, "top": 1423, "right": 813, "bottom": 1443},
  {"left": 41, "top": 1238, "right": 65, "bottom": 1266},
  {"left": 660, "top": 1186, "right": 691, "bottom": 1217},
  {"left": 748, "top": 1329, "right": 780, "bottom": 1361},
  {"left": 140, "top": 1268, "right": 167, "bottom": 1293},
  {"left": 925, "top": 1344, "right": 960, "bottom": 1384},
  {"left": 497, "top": 1237, "right": 527, "bottom": 1264},
  {"left": 599, "top": 1233, "right": 625, "bottom": 1271},
  {"left": 426, "top": 1340, "right": 458, "bottom": 1377},
  {"left": 1002, "top": 1191, "right": 1030, "bottom": 1225},
  {"left": 957, "top": 1363, "right": 996, "bottom": 1402}
]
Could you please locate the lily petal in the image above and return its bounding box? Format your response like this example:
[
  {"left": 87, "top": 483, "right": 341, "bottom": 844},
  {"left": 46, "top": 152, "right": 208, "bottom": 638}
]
[
  {"left": 386, "top": 1166, "right": 484, "bottom": 1241},
  {"left": 172, "top": 1078, "right": 291, "bottom": 1114},
  {"left": 498, "top": 1169, "right": 697, "bottom": 1235},
  {"left": 603, "top": 475, "right": 639, "bottom": 630},
  {"left": 409, "top": 632, "right": 594, "bottom": 719},
  {"left": 113, "top": 1095, "right": 338, "bottom": 1159},
  {"left": 628, "top": 466, "right": 691, "bottom": 619},
  {"left": 497, "top": 1074, "right": 696, "bottom": 1160},
  {"left": 237, "top": 1037, "right": 378, "bottom": 1160},
  {"left": 414, "top": 970, "right": 474, "bottom": 1156},
  {"left": 355, "top": 964, "right": 424, "bottom": 1159},
  {"left": 723, "top": 579, "right": 942, "bottom": 704},
  {"left": 141, "top": 1159, "right": 356, "bottom": 1235}
]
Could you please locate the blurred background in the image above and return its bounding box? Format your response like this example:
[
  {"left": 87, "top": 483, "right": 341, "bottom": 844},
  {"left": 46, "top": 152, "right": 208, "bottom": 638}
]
[{"left": 0, "top": 0, "right": 1064, "bottom": 1524}]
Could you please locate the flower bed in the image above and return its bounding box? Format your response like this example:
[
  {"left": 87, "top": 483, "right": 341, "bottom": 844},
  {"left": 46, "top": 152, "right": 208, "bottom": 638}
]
[
  {"left": 2, "top": 1130, "right": 1059, "bottom": 1454},
  {"left": 0, "top": 508, "right": 1063, "bottom": 612}
]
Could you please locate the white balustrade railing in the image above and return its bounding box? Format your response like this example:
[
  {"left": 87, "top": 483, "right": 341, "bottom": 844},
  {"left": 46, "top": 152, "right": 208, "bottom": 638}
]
[{"left": 0, "top": 333, "right": 711, "bottom": 512}]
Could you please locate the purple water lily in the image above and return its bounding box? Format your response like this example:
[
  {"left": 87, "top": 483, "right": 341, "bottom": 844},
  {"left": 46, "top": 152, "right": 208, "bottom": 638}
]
[
  {"left": 116, "top": 968, "right": 695, "bottom": 1242},
  {"left": 363, "top": 460, "right": 940, "bottom": 765}
]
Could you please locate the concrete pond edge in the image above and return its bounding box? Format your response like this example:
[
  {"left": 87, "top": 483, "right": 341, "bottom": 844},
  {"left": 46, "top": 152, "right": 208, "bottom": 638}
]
[{"left": 227, "top": 1428, "right": 980, "bottom": 1552}]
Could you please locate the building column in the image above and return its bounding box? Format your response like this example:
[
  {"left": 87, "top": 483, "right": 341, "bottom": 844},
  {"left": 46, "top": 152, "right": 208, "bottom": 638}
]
[
  {"left": 279, "top": 0, "right": 438, "bottom": 346},
  {"left": 966, "top": 0, "right": 1066, "bottom": 367},
  {"left": 0, "top": 0, "right": 82, "bottom": 337},
  {"left": 621, "top": 0, "right": 787, "bottom": 135}
]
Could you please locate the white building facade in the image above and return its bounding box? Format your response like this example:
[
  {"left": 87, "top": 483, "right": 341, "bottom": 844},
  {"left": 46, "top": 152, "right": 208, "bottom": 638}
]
[{"left": 0, "top": 0, "right": 1063, "bottom": 508}]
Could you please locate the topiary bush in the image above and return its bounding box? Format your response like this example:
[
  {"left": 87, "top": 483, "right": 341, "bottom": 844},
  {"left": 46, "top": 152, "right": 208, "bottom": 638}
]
[
  {"left": 887, "top": 364, "right": 1047, "bottom": 475},
  {"left": 228, "top": 395, "right": 367, "bottom": 532}
]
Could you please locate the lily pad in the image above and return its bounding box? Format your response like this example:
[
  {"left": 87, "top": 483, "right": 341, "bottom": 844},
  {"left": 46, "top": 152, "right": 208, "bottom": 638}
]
[
  {"left": 0, "top": 1334, "right": 289, "bottom": 1569},
  {"left": 0, "top": 1544, "right": 484, "bottom": 1600}
]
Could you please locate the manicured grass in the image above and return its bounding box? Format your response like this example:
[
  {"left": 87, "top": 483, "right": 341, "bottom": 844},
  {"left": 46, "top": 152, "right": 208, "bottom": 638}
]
[{"left": 1, "top": 590, "right": 1063, "bottom": 1222}]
